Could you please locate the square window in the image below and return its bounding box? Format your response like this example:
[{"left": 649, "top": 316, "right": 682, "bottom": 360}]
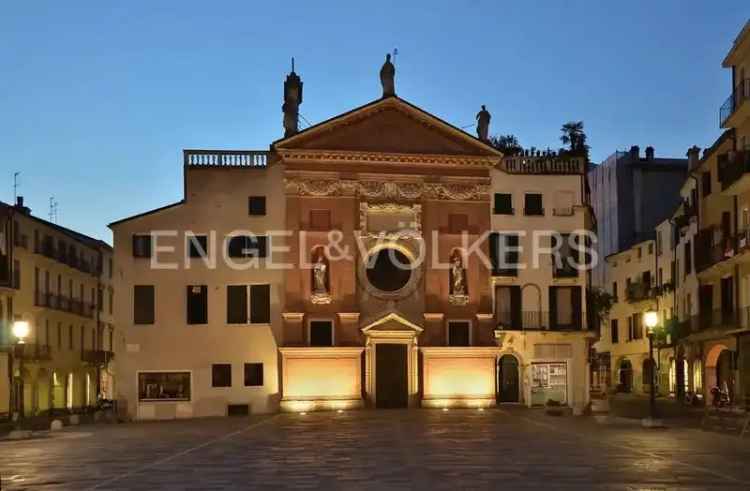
[
  {"left": 244, "top": 363, "right": 264, "bottom": 387},
  {"left": 448, "top": 321, "right": 470, "bottom": 346},
  {"left": 248, "top": 196, "right": 266, "bottom": 215},
  {"left": 211, "top": 364, "right": 232, "bottom": 387},
  {"left": 132, "top": 235, "right": 152, "bottom": 258},
  {"left": 310, "top": 210, "right": 332, "bottom": 230},
  {"left": 448, "top": 214, "right": 469, "bottom": 233},
  {"left": 188, "top": 235, "right": 208, "bottom": 259},
  {"left": 524, "top": 194, "right": 544, "bottom": 216},
  {"left": 493, "top": 193, "right": 513, "bottom": 214},
  {"left": 310, "top": 320, "right": 333, "bottom": 346}
]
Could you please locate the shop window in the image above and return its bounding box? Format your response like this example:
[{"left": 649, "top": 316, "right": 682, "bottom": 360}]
[
  {"left": 138, "top": 372, "right": 191, "bottom": 401},
  {"left": 531, "top": 362, "right": 567, "bottom": 405}
]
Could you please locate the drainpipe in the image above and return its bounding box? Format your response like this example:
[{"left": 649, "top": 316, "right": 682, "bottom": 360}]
[{"left": 3, "top": 206, "right": 15, "bottom": 420}]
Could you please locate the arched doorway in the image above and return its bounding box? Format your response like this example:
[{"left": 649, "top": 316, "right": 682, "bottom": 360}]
[
  {"left": 705, "top": 344, "right": 734, "bottom": 402},
  {"left": 716, "top": 350, "right": 735, "bottom": 402},
  {"left": 497, "top": 355, "right": 519, "bottom": 403},
  {"left": 618, "top": 359, "right": 633, "bottom": 393}
]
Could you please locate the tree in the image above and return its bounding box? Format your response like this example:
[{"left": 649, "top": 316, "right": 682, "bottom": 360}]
[
  {"left": 587, "top": 287, "right": 615, "bottom": 330},
  {"left": 559, "top": 121, "right": 589, "bottom": 158},
  {"left": 488, "top": 134, "right": 522, "bottom": 156}
]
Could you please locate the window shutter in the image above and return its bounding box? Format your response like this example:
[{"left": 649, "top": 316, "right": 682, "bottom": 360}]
[
  {"left": 133, "top": 285, "right": 154, "bottom": 324},
  {"left": 227, "top": 285, "right": 248, "bottom": 324},
  {"left": 489, "top": 233, "right": 499, "bottom": 273},
  {"left": 510, "top": 285, "right": 522, "bottom": 328},
  {"left": 548, "top": 286, "right": 557, "bottom": 330},
  {"left": 571, "top": 286, "right": 582, "bottom": 330},
  {"left": 250, "top": 284, "right": 270, "bottom": 324},
  {"left": 187, "top": 285, "right": 208, "bottom": 324}
]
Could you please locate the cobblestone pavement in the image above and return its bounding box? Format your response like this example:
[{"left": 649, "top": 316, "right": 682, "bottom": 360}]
[{"left": 2, "top": 407, "right": 750, "bottom": 490}]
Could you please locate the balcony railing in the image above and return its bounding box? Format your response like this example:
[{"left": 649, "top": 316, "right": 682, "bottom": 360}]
[
  {"left": 496, "top": 311, "right": 583, "bottom": 331},
  {"left": 625, "top": 282, "right": 654, "bottom": 303},
  {"left": 719, "top": 79, "right": 750, "bottom": 127},
  {"left": 81, "top": 349, "right": 115, "bottom": 365},
  {"left": 184, "top": 150, "right": 269, "bottom": 168},
  {"left": 695, "top": 227, "right": 750, "bottom": 272},
  {"left": 499, "top": 153, "right": 585, "bottom": 174},
  {"left": 34, "top": 292, "right": 95, "bottom": 319},
  {"left": 5, "top": 344, "right": 53, "bottom": 361},
  {"left": 718, "top": 151, "right": 750, "bottom": 191},
  {"left": 679, "top": 308, "right": 749, "bottom": 334}
]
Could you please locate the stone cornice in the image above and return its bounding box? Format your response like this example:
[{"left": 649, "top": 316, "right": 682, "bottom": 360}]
[{"left": 277, "top": 149, "right": 499, "bottom": 168}]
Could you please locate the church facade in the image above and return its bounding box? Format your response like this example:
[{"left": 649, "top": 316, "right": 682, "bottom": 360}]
[{"left": 110, "top": 64, "right": 595, "bottom": 419}]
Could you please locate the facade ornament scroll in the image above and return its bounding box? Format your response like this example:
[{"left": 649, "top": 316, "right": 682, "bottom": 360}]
[{"left": 285, "top": 177, "right": 488, "bottom": 201}]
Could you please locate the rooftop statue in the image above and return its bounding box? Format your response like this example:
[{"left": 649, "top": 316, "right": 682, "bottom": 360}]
[{"left": 380, "top": 54, "right": 395, "bottom": 97}]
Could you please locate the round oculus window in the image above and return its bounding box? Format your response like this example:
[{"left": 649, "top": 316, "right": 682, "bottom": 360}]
[{"left": 365, "top": 248, "right": 413, "bottom": 292}]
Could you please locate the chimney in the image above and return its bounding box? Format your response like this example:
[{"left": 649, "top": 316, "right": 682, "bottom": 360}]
[
  {"left": 14, "top": 196, "right": 30, "bottom": 214},
  {"left": 686, "top": 145, "right": 701, "bottom": 170},
  {"left": 645, "top": 146, "right": 655, "bottom": 160},
  {"left": 629, "top": 145, "right": 640, "bottom": 160}
]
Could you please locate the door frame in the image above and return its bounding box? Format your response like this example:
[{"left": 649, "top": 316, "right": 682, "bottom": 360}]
[
  {"left": 375, "top": 343, "right": 409, "bottom": 408},
  {"left": 497, "top": 353, "right": 521, "bottom": 403}
]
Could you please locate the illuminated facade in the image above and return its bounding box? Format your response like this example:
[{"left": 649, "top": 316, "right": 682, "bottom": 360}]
[
  {"left": 110, "top": 75, "right": 595, "bottom": 419},
  {"left": 0, "top": 199, "right": 115, "bottom": 418}
]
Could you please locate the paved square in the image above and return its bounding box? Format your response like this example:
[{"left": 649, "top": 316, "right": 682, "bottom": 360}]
[{"left": 3, "top": 408, "right": 750, "bottom": 489}]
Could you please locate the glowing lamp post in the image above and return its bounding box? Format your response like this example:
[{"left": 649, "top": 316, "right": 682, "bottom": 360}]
[
  {"left": 643, "top": 311, "right": 659, "bottom": 424},
  {"left": 12, "top": 320, "right": 30, "bottom": 344},
  {"left": 11, "top": 320, "right": 30, "bottom": 424}
]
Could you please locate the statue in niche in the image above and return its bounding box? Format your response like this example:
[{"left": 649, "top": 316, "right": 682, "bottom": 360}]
[
  {"left": 380, "top": 53, "right": 396, "bottom": 97},
  {"left": 476, "top": 105, "right": 491, "bottom": 141},
  {"left": 451, "top": 254, "right": 466, "bottom": 296},
  {"left": 313, "top": 255, "right": 328, "bottom": 294}
]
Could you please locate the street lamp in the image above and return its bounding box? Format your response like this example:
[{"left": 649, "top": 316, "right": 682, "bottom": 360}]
[
  {"left": 12, "top": 320, "right": 29, "bottom": 343},
  {"left": 643, "top": 310, "right": 659, "bottom": 425},
  {"left": 11, "top": 320, "right": 30, "bottom": 425}
]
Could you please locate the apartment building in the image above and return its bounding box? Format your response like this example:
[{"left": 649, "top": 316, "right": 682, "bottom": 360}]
[
  {"left": 0, "top": 198, "right": 115, "bottom": 418},
  {"left": 595, "top": 238, "right": 674, "bottom": 396},
  {"left": 680, "top": 20, "right": 750, "bottom": 406},
  {"left": 110, "top": 66, "right": 596, "bottom": 419},
  {"left": 588, "top": 146, "right": 687, "bottom": 289}
]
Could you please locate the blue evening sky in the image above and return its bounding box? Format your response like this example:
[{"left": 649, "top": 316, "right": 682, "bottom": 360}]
[{"left": 1, "top": 1, "right": 747, "bottom": 242}]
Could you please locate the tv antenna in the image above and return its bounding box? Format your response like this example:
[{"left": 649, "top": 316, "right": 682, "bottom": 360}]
[
  {"left": 49, "top": 197, "right": 59, "bottom": 223},
  {"left": 13, "top": 172, "right": 20, "bottom": 203}
]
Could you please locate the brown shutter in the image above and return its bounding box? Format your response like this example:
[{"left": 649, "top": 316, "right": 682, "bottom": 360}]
[{"left": 250, "top": 284, "right": 270, "bottom": 324}]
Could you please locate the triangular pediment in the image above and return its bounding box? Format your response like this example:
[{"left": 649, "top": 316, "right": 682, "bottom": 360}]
[
  {"left": 361, "top": 312, "right": 423, "bottom": 335},
  {"left": 274, "top": 97, "right": 502, "bottom": 158}
]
